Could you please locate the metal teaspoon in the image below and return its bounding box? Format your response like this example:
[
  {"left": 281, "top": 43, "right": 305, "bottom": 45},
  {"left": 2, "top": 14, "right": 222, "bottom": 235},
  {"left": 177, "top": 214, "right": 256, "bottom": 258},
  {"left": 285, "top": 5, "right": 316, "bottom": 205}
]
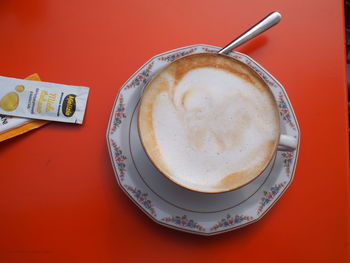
[{"left": 218, "top": 11, "right": 282, "bottom": 54}]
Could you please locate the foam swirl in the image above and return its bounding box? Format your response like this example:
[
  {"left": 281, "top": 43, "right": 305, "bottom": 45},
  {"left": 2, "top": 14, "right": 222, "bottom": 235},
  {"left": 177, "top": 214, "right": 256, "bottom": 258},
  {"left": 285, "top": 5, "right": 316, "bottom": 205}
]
[{"left": 139, "top": 54, "right": 280, "bottom": 192}]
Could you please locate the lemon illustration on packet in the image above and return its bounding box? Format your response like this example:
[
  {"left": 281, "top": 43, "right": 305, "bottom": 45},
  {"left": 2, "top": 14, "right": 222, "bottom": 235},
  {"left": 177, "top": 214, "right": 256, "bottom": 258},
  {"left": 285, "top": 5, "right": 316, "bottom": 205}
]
[
  {"left": 0, "top": 74, "right": 46, "bottom": 142},
  {"left": 0, "top": 85, "right": 26, "bottom": 111}
]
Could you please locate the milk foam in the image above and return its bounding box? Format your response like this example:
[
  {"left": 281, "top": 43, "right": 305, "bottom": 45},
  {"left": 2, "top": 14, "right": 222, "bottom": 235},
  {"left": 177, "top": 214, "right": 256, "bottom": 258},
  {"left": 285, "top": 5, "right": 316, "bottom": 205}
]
[{"left": 140, "top": 55, "right": 279, "bottom": 192}]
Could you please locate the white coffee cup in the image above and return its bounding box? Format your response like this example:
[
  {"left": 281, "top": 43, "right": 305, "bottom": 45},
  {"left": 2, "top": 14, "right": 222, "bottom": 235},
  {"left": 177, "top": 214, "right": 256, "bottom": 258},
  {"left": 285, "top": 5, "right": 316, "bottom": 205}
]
[{"left": 138, "top": 53, "right": 296, "bottom": 193}]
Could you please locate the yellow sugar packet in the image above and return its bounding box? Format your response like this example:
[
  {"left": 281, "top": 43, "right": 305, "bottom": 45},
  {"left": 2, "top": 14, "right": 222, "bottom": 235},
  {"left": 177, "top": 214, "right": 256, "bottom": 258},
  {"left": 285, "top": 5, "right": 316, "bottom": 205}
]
[
  {"left": 0, "top": 74, "right": 47, "bottom": 142},
  {"left": 0, "top": 75, "right": 89, "bottom": 124}
]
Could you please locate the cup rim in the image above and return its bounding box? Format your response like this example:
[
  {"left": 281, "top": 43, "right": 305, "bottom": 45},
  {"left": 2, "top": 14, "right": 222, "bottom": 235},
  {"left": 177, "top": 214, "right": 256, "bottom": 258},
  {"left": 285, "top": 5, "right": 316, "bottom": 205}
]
[{"left": 137, "top": 52, "right": 281, "bottom": 194}]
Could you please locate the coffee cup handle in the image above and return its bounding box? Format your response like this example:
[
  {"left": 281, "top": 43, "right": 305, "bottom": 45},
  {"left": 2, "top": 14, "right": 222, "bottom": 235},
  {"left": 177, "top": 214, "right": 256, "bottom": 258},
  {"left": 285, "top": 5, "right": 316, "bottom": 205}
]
[{"left": 277, "top": 134, "right": 297, "bottom": 151}]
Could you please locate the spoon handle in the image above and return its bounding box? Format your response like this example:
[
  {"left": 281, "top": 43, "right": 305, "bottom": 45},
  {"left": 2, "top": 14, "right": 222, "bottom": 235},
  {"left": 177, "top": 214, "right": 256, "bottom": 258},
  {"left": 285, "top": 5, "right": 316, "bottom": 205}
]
[{"left": 218, "top": 12, "right": 282, "bottom": 54}]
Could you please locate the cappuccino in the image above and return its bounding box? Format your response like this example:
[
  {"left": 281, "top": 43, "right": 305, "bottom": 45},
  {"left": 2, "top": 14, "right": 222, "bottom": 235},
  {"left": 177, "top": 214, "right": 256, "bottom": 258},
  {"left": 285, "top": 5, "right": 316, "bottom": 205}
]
[{"left": 138, "top": 53, "right": 280, "bottom": 193}]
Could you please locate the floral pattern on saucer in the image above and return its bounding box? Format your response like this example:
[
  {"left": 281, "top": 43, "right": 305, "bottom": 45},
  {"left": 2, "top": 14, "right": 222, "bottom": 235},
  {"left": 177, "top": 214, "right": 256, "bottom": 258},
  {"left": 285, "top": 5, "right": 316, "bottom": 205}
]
[
  {"left": 107, "top": 44, "right": 300, "bottom": 235},
  {"left": 161, "top": 215, "right": 205, "bottom": 232},
  {"left": 111, "top": 139, "right": 127, "bottom": 181},
  {"left": 210, "top": 214, "right": 253, "bottom": 231},
  {"left": 257, "top": 182, "right": 287, "bottom": 215},
  {"left": 277, "top": 92, "right": 296, "bottom": 130},
  {"left": 244, "top": 60, "right": 279, "bottom": 89},
  {"left": 125, "top": 185, "right": 157, "bottom": 217},
  {"left": 111, "top": 94, "right": 127, "bottom": 134},
  {"left": 158, "top": 48, "right": 197, "bottom": 62},
  {"left": 125, "top": 62, "right": 155, "bottom": 90},
  {"left": 282, "top": 152, "right": 294, "bottom": 176}
]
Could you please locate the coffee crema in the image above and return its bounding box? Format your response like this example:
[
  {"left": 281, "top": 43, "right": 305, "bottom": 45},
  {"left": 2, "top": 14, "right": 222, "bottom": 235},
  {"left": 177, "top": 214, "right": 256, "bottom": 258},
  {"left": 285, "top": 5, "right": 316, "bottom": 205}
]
[{"left": 138, "top": 53, "right": 280, "bottom": 193}]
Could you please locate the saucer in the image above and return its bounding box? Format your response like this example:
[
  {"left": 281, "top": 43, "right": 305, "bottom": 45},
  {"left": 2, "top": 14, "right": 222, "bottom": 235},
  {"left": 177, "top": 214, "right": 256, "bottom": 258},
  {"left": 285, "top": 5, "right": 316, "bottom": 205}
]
[{"left": 106, "top": 44, "right": 300, "bottom": 235}]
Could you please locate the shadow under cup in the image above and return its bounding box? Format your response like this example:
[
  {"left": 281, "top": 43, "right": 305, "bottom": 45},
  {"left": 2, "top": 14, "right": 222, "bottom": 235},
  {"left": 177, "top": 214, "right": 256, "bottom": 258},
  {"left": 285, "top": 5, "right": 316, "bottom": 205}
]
[{"left": 137, "top": 53, "right": 297, "bottom": 194}]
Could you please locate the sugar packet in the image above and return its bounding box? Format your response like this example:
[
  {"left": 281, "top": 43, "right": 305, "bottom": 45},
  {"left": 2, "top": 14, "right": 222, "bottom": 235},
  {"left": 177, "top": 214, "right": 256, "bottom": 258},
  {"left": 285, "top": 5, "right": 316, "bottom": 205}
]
[{"left": 0, "top": 75, "right": 89, "bottom": 124}]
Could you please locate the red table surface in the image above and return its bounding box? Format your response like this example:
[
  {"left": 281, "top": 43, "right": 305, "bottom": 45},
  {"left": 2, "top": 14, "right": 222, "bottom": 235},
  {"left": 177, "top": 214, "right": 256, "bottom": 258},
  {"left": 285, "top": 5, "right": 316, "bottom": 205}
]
[{"left": 0, "top": 0, "right": 349, "bottom": 262}]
